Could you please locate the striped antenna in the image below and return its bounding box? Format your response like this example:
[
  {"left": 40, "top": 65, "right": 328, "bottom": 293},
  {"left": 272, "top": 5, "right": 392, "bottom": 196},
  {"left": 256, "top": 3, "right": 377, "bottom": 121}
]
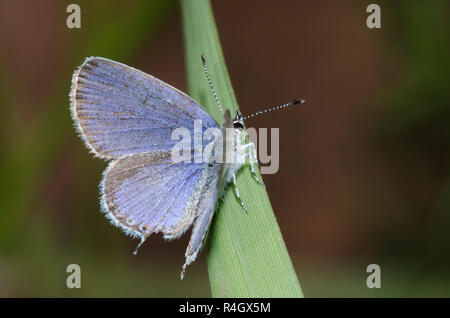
[
  {"left": 201, "top": 53, "right": 223, "bottom": 114},
  {"left": 243, "top": 99, "right": 306, "bottom": 120}
]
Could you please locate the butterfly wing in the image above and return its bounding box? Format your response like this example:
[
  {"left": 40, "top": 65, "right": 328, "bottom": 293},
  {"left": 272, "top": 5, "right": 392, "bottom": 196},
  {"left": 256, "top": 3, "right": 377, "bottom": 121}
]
[
  {"left": 70, "top": 57, "right": 219, "bottom": 158},
  {"left": 101, "top": 151, "right": 208, "bottom": 243},
  {"left": 181, "top": 162, "right": 222, "bottom": 279},
  {"left": 102, "top": 150, "right": 223, "bottom": 275}
]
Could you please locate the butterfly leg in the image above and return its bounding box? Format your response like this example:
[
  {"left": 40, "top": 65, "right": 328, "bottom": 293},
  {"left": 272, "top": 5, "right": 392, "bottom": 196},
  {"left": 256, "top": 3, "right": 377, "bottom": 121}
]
[
  {"left": 232, "top": 174, "right": 248, "bottom": 214},
  {"left": 246, "top": 142, "right": 264, "bottom": 185}
]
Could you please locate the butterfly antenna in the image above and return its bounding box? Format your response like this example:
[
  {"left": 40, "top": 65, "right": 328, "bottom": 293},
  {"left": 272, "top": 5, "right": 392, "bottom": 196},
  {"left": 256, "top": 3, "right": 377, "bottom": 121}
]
[
  {"left": 201, "top": 53, "right": 223, "bottom": 114},
  {"left": 243, "top": 99, "right": 306, "bottom": 120}
]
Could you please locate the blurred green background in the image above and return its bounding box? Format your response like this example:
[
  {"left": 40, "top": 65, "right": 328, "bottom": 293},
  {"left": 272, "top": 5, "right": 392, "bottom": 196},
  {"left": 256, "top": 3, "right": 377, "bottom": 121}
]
[{"left": 0, "top": 0, "right": 449, "bottom": 297}]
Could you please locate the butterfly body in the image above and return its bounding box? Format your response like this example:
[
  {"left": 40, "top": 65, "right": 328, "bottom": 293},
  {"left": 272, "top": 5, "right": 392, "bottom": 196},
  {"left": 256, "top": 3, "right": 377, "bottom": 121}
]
[{"left": 70, "top": 57, "right": 259, "bottom": 278}]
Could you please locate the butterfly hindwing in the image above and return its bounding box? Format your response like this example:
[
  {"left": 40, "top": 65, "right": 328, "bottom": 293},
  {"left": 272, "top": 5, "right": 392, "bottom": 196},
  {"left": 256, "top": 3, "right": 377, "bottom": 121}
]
[
  {"left": 101, "top": 151, "right": 206, "bottom": 241},
  {"left": 181, "top": 162, "right": 222, "bottom": 278},
  {"left": 102, "top": 149, "right": 224, "bottom": 275}
]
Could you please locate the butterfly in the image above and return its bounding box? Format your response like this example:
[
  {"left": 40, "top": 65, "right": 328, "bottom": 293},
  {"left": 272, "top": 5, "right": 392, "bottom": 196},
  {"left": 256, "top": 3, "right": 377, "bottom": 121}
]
[{"left": 69, "top": 56, "right": 277, "bottom": 278}]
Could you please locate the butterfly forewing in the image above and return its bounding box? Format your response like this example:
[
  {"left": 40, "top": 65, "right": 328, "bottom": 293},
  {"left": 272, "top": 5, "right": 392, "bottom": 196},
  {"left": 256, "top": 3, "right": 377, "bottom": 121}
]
[{"left": 71, "top": 57, "right": 219, "bottom": 158}]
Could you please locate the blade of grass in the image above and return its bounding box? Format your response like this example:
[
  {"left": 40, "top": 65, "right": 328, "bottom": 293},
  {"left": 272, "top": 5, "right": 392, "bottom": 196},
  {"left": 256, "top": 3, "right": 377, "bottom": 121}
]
[{"left": 181, "top": 0, "right": 303, "bottom": 297}]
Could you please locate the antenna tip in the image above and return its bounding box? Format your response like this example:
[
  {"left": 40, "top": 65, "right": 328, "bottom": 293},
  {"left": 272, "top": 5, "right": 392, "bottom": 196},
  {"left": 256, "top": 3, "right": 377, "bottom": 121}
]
[
  {"left": 292, "top": 98, "right": 306, "bottom": 105},
  {"left": 201, "top": 53, "right": 206, "bottom": 65}
]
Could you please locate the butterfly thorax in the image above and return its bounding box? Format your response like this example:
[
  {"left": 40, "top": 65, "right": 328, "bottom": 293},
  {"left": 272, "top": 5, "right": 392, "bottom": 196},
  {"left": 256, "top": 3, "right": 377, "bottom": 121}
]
[{"left": 216, "top": 110, "right": 248, "bottom": 199}]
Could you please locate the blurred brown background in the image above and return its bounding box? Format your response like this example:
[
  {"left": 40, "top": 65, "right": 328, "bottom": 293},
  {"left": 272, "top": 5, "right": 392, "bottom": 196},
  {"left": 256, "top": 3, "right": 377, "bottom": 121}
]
[{"left": 0, "top": 0, "right": 449, "bottom": 297}]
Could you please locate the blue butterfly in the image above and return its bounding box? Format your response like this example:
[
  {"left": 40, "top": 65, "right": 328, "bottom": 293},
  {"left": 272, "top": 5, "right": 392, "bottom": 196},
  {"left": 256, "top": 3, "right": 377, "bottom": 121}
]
[{"left": 70, "top": 56, "right": 266, "bottom": 279}]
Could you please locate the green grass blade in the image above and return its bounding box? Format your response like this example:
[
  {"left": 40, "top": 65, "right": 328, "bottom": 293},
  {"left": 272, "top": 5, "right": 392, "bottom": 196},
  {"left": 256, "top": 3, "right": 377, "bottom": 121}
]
[{"left": 181, "top": 0, "right": 303, "bottom": 297}]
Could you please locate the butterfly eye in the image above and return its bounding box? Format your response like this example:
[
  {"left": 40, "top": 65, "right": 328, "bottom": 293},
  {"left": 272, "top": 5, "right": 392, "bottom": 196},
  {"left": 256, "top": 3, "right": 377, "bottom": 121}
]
[{"left": 233, "top": 121, "right": 244, "bottom": 129}]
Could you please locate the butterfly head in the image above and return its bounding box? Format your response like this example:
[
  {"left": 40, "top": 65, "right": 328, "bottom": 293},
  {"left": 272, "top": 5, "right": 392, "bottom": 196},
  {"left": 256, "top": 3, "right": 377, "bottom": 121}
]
[{"left": 233, "top": 111, "right": 244, "bottom": 130}]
